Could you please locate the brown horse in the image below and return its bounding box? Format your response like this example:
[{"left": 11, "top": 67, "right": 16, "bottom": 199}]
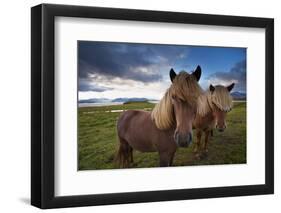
[
  {"left": 193, "top": 83, "right": 235, "bottom": 154},
  {"left": 116, "top": 66, "right": 203, "bottom": 167}
]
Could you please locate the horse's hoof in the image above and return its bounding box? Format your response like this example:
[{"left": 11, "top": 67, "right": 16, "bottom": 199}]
[
  {"left": 193, "top": 148, "right": 199, "bottom": 153},
  {"left": 195, "top": 153, "right": 201, "bottom": 160}
]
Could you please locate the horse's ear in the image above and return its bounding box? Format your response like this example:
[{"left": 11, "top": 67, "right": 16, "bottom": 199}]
[
  {"left": 209, "top": 84, "right": 215, "bottom": 92},
  {"left": 192, "top": 65, "right": 201, "bottom": 81},
  {"left": 170, "top": 68, "right": 177, "bottom": 82},
  {"left": 227, "top": 83, "right": 235, "bottom": 92}
]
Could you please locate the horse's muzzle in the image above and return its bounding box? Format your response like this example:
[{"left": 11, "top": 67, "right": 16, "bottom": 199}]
[
  {"left": 175, "top": 132, "right": 192, "bottom": 148},
  {"left": 216, "top": 125, "right": 226, "bottom": 132}
]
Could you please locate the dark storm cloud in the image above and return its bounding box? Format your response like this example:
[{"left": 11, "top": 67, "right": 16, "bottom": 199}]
[
  {"left": 78, "top": 41, "right": 188, "bottom": 84},
  {"left": 79, "top": 79, "right": 113, "bottom": 92},
  {"left": 208, "top": 60, "right": 246, "bottom": 92}
]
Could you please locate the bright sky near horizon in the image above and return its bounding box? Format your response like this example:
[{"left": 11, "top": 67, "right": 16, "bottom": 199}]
[{"left": 78, "top": 41, "right": 246, "bottom": 100}]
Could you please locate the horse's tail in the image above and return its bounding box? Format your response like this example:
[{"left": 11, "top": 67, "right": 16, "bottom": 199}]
[{"left": 115, "top": 137, "right": 133, "bottom": 168}]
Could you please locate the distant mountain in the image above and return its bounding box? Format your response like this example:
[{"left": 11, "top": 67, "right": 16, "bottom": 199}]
[
  {"left": 79, "top": 97, "right": 158, "bottom": 104},
  {"left": 231, "top": 92, "right": 246, "bottom": 100},
  {"left": 79, "top": 93, "right": 246, "bottom": 104},
  {"left": 79, "top": 98, "right": 110, "bottom": 103},
  {"left": 112, "top": 97, "right": 149, "bottom": 103}
]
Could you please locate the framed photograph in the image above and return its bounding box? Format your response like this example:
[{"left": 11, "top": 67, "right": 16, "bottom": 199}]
[{"left": 31, "top": 4, "right": 274, "bottom": 209}]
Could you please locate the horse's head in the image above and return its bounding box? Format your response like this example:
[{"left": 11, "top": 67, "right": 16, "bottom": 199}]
[
  {"left": 170, "top": 66, "right": 202, "bottom": 147},
  {"left": 209, "top": 83, "right": 235, "bottom": 132}
]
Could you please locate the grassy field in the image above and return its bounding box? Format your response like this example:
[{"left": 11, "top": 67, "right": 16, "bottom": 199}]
[{"left": 78, "top": 101, "right": 246, "bottom": 170}]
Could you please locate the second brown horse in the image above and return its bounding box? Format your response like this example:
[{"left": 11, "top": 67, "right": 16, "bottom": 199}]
[{"left": 193, "top": 83, "right": 235, "bottom": 154}]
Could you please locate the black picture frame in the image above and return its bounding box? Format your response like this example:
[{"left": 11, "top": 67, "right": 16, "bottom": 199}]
[{"left": 31, "top": 3, "right": 274, "bottom": 209}]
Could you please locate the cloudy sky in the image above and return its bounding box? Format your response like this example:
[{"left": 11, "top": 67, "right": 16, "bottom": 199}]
[{"left": 78, "top": 41, "right": 246, "bottom": 100}]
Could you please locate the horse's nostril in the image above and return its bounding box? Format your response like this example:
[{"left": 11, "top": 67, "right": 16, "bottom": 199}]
[{"left": 216, "top": 125, "right": 226, "bottom": 130}]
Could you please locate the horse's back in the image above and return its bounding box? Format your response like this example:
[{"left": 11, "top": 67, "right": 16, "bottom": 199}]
[
  {"left": 117, "top": 110, "right": 156, "bottom": 152},
  {"left": 117, "top": 110, "right": 146, "bottom": 133}
]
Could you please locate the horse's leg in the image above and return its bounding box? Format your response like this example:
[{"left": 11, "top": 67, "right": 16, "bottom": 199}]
[
  {"left": 193, "top": 130, "right": 202, "bottom": 153},
  {"left": 210, "top": 129, "right": 214, "bottom": 137},
  {"left": 129, "top": 146, "right": 134, "bottom": 163},
  {"left": 116, "top": 137, "right": 133, "bottom": 168},
  {"left": 169, "top": 151, "right": 175, "bottom": 166},
  {"left": 203, "top": 130, "right": 210, "bottom": 153},
  {"left": 159, "top": 152, "right": 172, "bottom": 167}
]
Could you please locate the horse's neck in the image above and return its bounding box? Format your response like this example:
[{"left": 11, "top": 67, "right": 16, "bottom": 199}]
[
  {"left": 202, "top": 109, "right": 214, "bottom": 119},
  {"left": 197, "top": 94, "right": 212, "bottom": 116},
  {"left": 194, "top": 109, "right": 215, "bottom": 131},
  {"left": 194, "top": 94, "right": 215, "bottom": 128}
]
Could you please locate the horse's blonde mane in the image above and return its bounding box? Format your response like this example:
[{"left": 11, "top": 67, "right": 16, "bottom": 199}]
[
  {"left": 197, "top": 85, "right": 233, "bottom": 116},
  {"left": 151, "top": 71, "right": 203, "bottom": 130}
]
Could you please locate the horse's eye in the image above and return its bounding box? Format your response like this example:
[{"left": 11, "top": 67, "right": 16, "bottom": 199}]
[{"left": 180, "top": 98, "right": 185, "bottom": 103}]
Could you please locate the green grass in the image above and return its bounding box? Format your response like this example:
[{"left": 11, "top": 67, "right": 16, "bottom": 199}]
[{"left": 78, "top": 101, "right": 246, "bottom": 170}]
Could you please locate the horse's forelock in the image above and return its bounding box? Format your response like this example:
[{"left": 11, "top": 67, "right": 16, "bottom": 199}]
[
  {"left": 170, "top": 72, "right": 202, "bottom": 107},
  {"left": 210, "top": 86, "right": 233, "bottom": 112},
  {"left": 151, "top": 71, "right": 202, "bottom": 130},
  {"left": 197, "top": 86, "right": 233, "bottom": 116}
]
